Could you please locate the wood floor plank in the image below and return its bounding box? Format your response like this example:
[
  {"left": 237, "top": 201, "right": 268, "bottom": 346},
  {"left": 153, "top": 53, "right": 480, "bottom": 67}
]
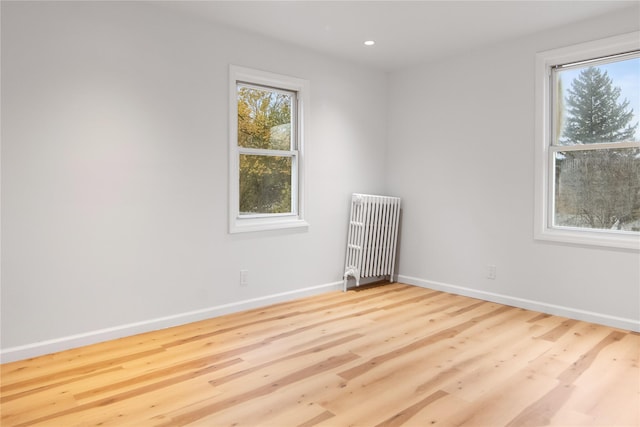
[
  {"left": 375, "top": 390, "right": 450, "bottom": 427},
  {"left": 158, "top": 353, "right": 360, "bottom": 426},
  {"left": 535, "top": 318, "right": 581, "bottom": 342},
  {"left": 315, "top": 349, "right": 461, "bottom": 426},
  {"left": 1, "top": 283, "right": 638, "bottom": 427},
  {"left": 505, "top": 330, "right": 629, "bottom": 427},
  {"left": 193, "top": 369, "right": 339, "bottom": 427},
  {"left": 338, "top": 304, "right": 515, "bottom": 381},
  {"left": 559, "top": 332, "right": 640, "bottom": 426}
]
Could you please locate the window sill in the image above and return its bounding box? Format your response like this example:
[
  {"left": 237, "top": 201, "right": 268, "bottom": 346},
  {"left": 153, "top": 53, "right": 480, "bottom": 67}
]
[
  {"left": 229, "top": 216, "right": 309, "bottom": 234},
  {"left": 535, "top": 226, "right": 640, "bottom": 251}
]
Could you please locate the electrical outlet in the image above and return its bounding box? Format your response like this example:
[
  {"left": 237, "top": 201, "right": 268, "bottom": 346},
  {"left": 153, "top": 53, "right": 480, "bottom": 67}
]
[
  {"left": 240, "top": 270, "right": 249, "bottom": 286},
  {"left": 487, "top": 265, "right": 497, "bottom": 280}
]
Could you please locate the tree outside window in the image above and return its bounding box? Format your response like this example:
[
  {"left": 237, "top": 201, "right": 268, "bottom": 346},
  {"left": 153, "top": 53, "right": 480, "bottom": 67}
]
[{"left": 552, "top": 56, "right": 640, "bottom": 232}]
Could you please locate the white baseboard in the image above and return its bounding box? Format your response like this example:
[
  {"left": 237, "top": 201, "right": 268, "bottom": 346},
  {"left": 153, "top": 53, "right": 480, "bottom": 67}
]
[
  {"left": 0, "top": 281, "right": 343, "bottom": 363},
  {"left": 399, "top": 275, "right": 640, "bottom": 332},
  {"left": 5, "top": 277, "right": 636, "bottom": 363}
]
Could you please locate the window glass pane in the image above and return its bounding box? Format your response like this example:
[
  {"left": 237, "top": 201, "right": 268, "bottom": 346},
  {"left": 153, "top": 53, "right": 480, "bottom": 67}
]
[
  {"left": 237, "top": 85, "right": 293, "bottom": 150},
  {"left": 554, "top": 148, "right": 640, "bottom": 231},
  {"left": 554, "top": 56, "right": 640, "bottom": 146},
  {"left": 239, "top": 154, "right": 293, "bottom": 215}
]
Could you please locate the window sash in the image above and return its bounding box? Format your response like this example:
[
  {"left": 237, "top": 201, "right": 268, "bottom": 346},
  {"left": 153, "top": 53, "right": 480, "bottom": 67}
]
[
  {"left": 547, "top": 143, "right": 640, "bottom": 233},
  {"left": 237, "top": 150, "right": 299, "bottom": 218},
  {"left": 549, "top": 51, "right": 640, "bottom": 148},
  {"left": 236, "top": 82, "right": 297, "bottom": 152}
]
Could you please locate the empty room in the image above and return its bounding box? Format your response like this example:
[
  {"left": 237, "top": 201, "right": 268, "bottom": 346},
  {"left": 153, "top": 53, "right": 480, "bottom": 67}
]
[{"left": 1, "top": 1, "right": 639, "bottom": 426}]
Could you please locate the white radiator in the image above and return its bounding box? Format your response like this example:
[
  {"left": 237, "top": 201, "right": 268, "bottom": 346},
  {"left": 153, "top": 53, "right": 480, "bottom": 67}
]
[{"left": 343, "top": 193, "right": 401, "bottom": 291}]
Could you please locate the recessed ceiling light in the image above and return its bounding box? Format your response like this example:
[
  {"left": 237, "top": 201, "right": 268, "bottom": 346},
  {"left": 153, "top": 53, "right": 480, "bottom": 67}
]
[{"left": 364, "top": 40, "right": 375, "bottom": 46}]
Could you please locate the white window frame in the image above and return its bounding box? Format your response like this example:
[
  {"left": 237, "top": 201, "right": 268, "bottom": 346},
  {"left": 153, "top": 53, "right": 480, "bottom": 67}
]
[
  {"left": 229, "top": 65, "right": 309, "bottom": 233},
  {"left": 534, "top": 32, "right": 640, "bottom": 251}
]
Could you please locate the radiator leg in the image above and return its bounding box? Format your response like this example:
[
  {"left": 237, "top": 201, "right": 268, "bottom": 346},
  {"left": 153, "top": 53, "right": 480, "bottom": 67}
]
[{"left": 343, "top": 268, "right": 360, "bottom": 292}]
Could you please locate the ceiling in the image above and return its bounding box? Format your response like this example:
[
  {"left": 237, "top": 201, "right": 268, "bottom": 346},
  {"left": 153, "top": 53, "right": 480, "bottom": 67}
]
[{"left": 158, "top": 1, "right": 639, "bottom": 71}]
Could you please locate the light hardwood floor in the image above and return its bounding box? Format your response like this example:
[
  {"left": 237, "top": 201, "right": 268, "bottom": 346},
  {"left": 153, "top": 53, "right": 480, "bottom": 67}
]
[{"left": 1, "top": 283, "right": 639, "bottom": 426}]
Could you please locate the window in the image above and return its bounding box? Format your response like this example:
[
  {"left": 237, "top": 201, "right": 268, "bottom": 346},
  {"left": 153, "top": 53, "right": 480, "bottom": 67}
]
[
  {"left": 229, "top": 66, "right": 309, "bottom": 233},
  {"left": 535, "top": 32, "right": 640, "bottom": 250}
]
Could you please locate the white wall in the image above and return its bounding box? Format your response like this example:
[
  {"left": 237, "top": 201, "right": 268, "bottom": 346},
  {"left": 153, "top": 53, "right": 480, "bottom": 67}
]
[
  {"left": 0, "top": 2, "right": 388, "bottom": 359},
  {"left": 387, "top": 6, "right": 640, "bottom": 330}
]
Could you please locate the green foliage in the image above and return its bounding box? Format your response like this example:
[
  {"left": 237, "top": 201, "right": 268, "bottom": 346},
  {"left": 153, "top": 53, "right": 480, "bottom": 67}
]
[
  {"left": 239, "top": 155, "right": 292, "bottom": 214},
  {"left": 562, "top": 66, "right": 637, "bottom": 144},
  {"left": 237, "top": 86, "right": 293, "bottom": 214},
  {"left": 238, "top": 86, "right": 291, "bottom": 150}
]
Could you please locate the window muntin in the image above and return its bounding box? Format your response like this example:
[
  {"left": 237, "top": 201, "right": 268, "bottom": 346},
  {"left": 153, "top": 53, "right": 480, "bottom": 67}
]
[
  {"left": 229, "top": 66, "right": 308, "bottom": 233},
  {"left": 535, "top": 32, "right": 640, "bottom": 250}
]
